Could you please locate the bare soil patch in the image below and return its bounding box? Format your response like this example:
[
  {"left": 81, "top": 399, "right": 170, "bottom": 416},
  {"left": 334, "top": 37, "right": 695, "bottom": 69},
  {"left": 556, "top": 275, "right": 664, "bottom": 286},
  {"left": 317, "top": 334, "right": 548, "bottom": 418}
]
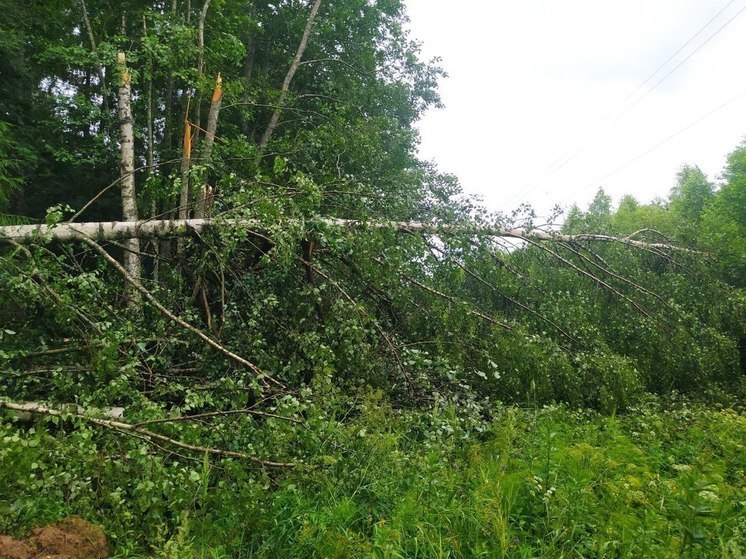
[{"left": 0, "top": 516, "right": 108, "bottom": 559}]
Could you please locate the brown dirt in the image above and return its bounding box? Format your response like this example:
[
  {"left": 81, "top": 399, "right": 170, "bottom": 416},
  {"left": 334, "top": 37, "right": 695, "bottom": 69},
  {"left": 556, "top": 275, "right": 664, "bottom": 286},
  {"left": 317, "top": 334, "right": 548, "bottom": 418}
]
[
  {"left": 0, "top": 536, "right": 31, "bottom": 559},
  {"left": 0, "top": 517, "right": 109, "bottom": 559}
]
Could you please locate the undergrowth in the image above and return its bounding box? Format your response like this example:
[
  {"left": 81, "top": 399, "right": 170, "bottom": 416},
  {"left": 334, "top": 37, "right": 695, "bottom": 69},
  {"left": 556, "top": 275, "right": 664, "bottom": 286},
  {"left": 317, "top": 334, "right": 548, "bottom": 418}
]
[{"left": 1, "top": 390, "right": 744, "bottom": 558}]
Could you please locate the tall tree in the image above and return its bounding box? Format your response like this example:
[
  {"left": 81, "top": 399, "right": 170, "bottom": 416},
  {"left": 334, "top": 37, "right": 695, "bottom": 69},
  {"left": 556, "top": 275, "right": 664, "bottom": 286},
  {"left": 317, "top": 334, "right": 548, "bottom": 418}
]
[
  {"left": 669, "top": 165, "right": 713, "bottom": 243},
  {"left": 702, "top": 143, "right": 746, "bottom": 285},
  {"left": 117, "top": 52, "right": 142, "bottom": 306}
]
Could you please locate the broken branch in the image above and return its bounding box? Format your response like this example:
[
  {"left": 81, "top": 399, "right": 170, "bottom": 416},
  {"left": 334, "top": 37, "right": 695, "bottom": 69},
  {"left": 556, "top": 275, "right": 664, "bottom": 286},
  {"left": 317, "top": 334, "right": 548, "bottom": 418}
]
[{"left": 0, "top": 400, "right": 293, "bottom": 468}]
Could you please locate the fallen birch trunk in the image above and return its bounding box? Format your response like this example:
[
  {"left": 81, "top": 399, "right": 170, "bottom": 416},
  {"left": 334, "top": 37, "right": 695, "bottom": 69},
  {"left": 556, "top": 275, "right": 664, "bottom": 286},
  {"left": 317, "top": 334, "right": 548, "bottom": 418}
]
[{"left": 0, "top": 218, "right": 698, "bottom": 252}]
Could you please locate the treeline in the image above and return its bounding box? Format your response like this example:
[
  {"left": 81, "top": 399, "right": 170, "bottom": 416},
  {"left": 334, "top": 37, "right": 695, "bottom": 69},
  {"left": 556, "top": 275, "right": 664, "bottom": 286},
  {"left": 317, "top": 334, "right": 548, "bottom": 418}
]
[
  {"left": 565, "top": 152, "right": 746, "bottom": 287},
  {"left": 0, "top": 0, "right": 444, "bottom": 222}
]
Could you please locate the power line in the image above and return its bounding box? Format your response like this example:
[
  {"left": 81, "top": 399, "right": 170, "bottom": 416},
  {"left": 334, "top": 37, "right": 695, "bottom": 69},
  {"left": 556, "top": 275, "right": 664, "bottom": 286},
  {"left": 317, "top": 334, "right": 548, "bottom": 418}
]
[
  {"left": 623, "top": 2, "right": 746, "bottom": 115},
  {"left": 568, "top": 86, "right": 746, "bottom": 200},
  {"left": 613, "top": 0, "right": 740, "bottom": 118},
  {"left": 509, "top": 0, "right": 746, "bottom": 206}
]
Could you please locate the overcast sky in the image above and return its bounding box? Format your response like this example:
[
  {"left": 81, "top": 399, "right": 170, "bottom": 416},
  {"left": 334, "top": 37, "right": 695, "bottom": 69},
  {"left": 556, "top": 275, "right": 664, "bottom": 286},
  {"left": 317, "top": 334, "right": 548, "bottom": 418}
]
[{"left": 404, "top": 0, "right": 746, "bottom": 217}]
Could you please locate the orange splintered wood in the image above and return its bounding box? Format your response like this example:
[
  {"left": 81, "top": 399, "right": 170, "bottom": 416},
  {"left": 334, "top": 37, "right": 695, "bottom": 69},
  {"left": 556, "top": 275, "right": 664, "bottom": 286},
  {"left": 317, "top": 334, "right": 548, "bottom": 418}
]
[
  {"left": 183, "top": 121, "right": 192, "bottom": 160},
  {"left": 212, "top": 73, "right": 223, "bottom": 102}
]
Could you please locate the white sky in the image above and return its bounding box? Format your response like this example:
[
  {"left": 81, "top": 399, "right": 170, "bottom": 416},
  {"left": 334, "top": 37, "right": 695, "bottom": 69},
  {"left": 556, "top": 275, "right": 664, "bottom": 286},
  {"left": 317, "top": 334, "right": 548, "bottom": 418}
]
[{"left": 405, "top": 0, "right": 746, "bottom": 217}]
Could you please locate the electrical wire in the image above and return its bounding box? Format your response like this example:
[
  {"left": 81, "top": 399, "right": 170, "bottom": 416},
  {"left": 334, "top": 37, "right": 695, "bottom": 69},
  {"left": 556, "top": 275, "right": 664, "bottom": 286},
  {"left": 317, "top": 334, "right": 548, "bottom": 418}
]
[
  {"left": 623, "top": 2, "right": 746, "bottom": 115},
  {"left": 508, "top": 0, "right": 746, "bottom": 206},
  {"left": 567, "top": 86, "right": 746, "bottom": 200}
]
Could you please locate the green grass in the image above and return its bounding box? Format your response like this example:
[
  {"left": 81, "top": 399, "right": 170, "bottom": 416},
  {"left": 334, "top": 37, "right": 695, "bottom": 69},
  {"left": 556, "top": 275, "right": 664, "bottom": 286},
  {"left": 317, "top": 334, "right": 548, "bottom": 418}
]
[
  {"left": 2, "top": 396, "right": 745, "bottom": 558},
  {"left": 238, "top": 400, "right": 745, "bottom": 558}
]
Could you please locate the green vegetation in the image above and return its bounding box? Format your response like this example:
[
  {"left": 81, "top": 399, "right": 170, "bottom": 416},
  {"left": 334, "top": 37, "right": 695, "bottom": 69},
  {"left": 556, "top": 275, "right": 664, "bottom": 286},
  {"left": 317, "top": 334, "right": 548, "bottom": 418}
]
[
  {"left": 1, "top": 394, "right": 744, "bottom": 558},
  {"left": 1, "top": 0, "right": 745, "bottom": 556}
]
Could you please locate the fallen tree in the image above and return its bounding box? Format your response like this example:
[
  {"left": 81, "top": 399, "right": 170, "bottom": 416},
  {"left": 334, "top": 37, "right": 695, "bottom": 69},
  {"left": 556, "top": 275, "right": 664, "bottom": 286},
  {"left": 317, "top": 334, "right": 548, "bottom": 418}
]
[{"left": 0, "top": 218, "right": 697, "bottom": 253}]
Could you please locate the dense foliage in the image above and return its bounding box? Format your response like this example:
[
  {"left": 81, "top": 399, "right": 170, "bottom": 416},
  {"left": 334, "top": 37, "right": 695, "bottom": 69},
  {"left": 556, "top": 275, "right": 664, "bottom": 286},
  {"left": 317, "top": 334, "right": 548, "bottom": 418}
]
[{"left": 1, "top": 0, "right": 745, "bottom": 555}]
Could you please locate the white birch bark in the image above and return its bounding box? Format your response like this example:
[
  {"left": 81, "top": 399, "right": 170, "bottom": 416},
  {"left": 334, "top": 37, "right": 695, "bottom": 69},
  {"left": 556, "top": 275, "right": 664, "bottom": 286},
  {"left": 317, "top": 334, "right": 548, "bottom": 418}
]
[
  {"left": 117, "top": 52, "right": 142, "bottom": 306},
  {"left": 0, "top": 218, "right": 699, "bottom": 254}
]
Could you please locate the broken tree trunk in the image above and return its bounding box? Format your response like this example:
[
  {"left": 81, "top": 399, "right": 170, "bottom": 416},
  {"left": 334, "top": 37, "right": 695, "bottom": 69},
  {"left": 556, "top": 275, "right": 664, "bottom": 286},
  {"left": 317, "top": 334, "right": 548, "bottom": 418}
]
[
  {"left": 178, "top": 121, "right": 193, "bottom": 221},
  {"left": 117, "top": 52, "right": 142, "bottom": 307},
  {"left": 195, "top": 74, "right": 223, "bottom": 218}
]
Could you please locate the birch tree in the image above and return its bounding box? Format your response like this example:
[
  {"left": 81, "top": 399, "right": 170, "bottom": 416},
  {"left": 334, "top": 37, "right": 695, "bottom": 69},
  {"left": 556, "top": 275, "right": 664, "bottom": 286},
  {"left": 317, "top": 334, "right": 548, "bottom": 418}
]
[{"left": 117, "top": 52, "right": 142, "bottom": 306}]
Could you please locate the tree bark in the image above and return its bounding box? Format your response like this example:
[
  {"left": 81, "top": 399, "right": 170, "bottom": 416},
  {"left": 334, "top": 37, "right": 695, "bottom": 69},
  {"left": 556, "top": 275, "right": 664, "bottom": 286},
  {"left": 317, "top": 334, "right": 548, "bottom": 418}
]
[
  {"left": 195, "top": 74, "right": 223, "bottom": 218},
  {"left": 80, "top": 0, "right": 109, "bottom": 116},
  {"left": 254, "top": 0, "right": 323, "bottom": 165},
  {"left": 117, "top": 52, "right": 142, "bottom": 307},
  {"left": 0, "top": 218, "right": 701, "bottom": 253}
]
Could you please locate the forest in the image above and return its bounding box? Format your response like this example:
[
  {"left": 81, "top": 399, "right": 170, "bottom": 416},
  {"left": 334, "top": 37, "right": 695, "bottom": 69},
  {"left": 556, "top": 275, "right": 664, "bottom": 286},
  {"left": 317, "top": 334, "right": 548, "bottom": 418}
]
[{"left": 0, "top": 0, "right": 745, "bottom": 557}]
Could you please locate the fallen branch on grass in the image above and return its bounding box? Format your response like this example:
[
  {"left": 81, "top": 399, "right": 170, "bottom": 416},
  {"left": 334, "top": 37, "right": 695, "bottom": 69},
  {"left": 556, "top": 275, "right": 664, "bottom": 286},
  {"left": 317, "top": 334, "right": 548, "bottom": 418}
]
[{"left": 0, "top": 400, "right": 294, "bottom": 468}]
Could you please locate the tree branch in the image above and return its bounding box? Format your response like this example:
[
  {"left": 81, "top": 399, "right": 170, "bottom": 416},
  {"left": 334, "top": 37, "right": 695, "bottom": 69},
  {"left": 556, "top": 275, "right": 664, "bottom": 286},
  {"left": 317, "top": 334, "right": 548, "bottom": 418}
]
[
  {"left": 0, "top": 400, "right": 294, "bottom": 468},
  {"left": 78, "top": 235, "right": 284, "bottom": 390}
]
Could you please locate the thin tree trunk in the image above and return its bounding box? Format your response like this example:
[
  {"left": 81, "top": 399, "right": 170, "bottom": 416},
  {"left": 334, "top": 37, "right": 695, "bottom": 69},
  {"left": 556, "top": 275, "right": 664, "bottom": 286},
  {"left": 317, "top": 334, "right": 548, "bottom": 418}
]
[
  {"left": 177, "top": 0, "right": 211, "bottom": 229},
  {"left": 146, "top": 91, "right": 155, "bottom": 178},
  {"left": 144, "top": 21, "right": 155, "bottom": 178},
  {"left": 254, "top": 0, "right": 322, "bottom": 165},
  {"left": 193, "top": 0, "right": 212, "bottom": 145},
  {"left": 197, "top": 0, "right": 212, "bottom": 77},
  {"left": 176, "top": 113, "right": 193, "bottom": 255},
  {"left": 195, "top": 74, "right": 222, "bottom": 218},
  {"left": 240, "top": 0, "right": 258, "bottom": 135},
  {"left": 117, "top": 52, "right": 142, "bottom": 307},
  {"left": 144, "top": 16, "right": 160, "bottom": 282},
  {"left": 178, "top": 120, "right": 192, "bottom": 221},
  {"left": 192, "top": 75, "right": 223, "bottom": 327},
  {"left": 80, "top": 1, "right": 110, "bottom": 116}
]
